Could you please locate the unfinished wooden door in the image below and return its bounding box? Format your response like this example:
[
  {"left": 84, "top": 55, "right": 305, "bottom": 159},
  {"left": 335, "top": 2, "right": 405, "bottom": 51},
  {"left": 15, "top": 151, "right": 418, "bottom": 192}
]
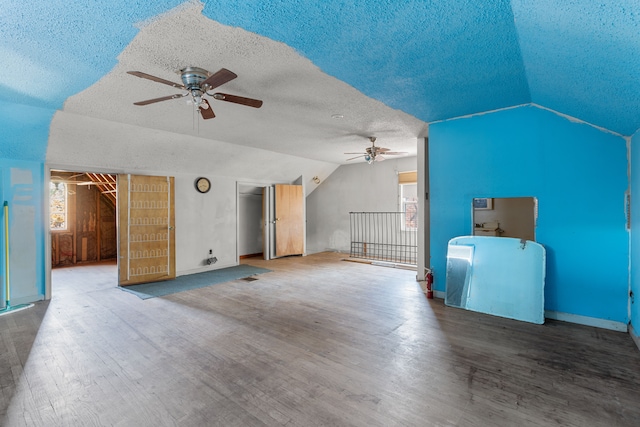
[
  {"left": 274, "top": 184, "right": 304, "bottom": 257},
  {"left": 117, "top": 174, "right": 176, "bottom": 286}
]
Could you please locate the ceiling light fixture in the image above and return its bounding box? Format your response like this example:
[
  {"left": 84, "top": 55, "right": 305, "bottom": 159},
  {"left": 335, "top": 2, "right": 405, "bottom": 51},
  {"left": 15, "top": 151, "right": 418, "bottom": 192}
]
[{"left": 312, "top": 176, "right": 321, "bottom": 184}]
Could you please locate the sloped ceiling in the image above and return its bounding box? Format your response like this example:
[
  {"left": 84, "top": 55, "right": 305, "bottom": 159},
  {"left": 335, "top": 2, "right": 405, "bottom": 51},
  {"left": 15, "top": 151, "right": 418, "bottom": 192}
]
[
  {"left": 0, "top": 0, "right": 639, "bottom": 167},
  {"left": 58, "top": 4, "right": 428, "bottom": 164},
  {"left": 511, "top": 0, "right": 640, "bottom": 136}
]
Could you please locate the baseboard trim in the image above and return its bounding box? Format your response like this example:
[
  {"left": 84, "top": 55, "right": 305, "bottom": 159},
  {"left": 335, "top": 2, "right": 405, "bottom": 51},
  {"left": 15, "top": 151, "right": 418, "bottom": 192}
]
[
  {"left": 240, "top": 253, "right": 263, "bottom": 260},
  {"left": 630, "top": 324, "right": 640, "bottom": 352},
  {"left": 177, "top": 263, "right": 237, "bottom": 277},
  {"left": 429, "top": 295, "right": 629, "bottom": 332},
  {"left": 545, "top": 310, "right": 628, "bottom": 332},
  {"left": 5, "top": 294, "right": 44, "bottom": 306},
  {"left": 433, "top": 290, "right": 446, "bottom": 299}
]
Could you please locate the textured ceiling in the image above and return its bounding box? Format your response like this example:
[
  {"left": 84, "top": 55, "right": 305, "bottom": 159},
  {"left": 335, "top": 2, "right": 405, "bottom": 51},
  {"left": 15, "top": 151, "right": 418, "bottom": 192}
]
[
  {"left": 511, "top": 0, "right": 640, "bottom": 136},
  {"left": 0, "top": 0, "right": 639, "bottom": 166},
  {"left": 204, "top": 0, "right": 531, "bottom": 125},
  {"left": 61, "top": 4, "right": 427, "bottom": 164}
]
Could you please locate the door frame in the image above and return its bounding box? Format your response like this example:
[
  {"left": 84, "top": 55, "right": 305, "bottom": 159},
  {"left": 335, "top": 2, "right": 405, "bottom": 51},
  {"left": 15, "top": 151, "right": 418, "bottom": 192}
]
[
  {"left": 236, "top": 180, "right": 277, "bottom": 263},
  {"left": 45, "top": 164, "right": 124, "bottom": 299},
  {"left": 236, "top": 182, "right": 269, "bottom": 260},
  {"left": 236, "top": 178, "right": 306, "bottom": 264}
]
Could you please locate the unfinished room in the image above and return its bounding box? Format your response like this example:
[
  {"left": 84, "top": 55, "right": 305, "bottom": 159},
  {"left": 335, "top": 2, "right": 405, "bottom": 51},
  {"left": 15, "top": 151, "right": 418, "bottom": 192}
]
[{"left": 1, "top": 1, "right": 639, "bottom": 426}]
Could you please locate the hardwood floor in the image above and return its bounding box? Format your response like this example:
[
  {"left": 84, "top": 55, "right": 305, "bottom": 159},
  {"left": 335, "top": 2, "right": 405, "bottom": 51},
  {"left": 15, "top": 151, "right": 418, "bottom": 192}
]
[{"left": 1, "top": 252, "right": 639, "bottom": 426}]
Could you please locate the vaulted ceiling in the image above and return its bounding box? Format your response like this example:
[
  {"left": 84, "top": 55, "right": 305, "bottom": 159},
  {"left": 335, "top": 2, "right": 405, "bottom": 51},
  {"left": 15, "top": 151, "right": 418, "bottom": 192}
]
[{"left": 1, "top": 1, "right": 638, "bottom": 166}]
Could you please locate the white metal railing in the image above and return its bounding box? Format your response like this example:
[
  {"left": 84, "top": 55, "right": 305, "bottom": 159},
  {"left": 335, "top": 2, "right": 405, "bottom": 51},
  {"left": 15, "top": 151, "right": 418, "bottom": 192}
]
[{"left": 349, "top": 212, "right": 417, "bottom": 265}]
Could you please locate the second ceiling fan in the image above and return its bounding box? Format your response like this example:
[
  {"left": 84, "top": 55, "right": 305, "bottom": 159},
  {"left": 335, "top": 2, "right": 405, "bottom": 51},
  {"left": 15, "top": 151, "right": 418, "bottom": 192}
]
[
  {"left": 127, "top": 67, "right": 263, "bottom": 119},
  {"left": 345, "top": 137, "right": 407, "bottom": 164}
]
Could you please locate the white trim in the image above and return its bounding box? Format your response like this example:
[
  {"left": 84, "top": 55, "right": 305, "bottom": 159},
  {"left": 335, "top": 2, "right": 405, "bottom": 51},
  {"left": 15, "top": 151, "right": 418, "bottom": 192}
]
[
  {"left": 44, "top": 166, "right": 52, "bottom": 300},
  {"left": 428, "top": 103, "right": 627, "bottom": 138},
  {"left": 177, "top": 262, "right": 237, "bottom": 277},
  {"left": 46, "top": 162, "right": 126, "bottom": 297},
  {"left": 417, "top": 137, "right": 427, "bottom": 286},
  {"left": 545, "top": 310, "right": 628, "bottom": 332},
  {"left": 627, "top": 135, "right": 633, "bottom": 327},
  {"left": 531, "top": 104, "right": 625, "bottom": 138},
  {"left": 127, "top": 174, "right": 131, "bottom": 281},
  {"left": 236, "top": 180, "right": 274, "bottom": 265},
  {"left": 428, "top": 103, "right": 530, "bottom": 125},
  {"left": 432, "top": 291, "right": 630, "bottom": 332},
  {"left": 630, "top": 324, "right": 640, "bottom": 352}
]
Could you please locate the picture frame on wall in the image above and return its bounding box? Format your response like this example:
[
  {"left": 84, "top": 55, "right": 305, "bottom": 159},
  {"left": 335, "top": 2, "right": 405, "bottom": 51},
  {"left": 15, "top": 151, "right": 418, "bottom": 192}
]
[{"left": 473, "top": 198, "right": 493, "bottom": 210}]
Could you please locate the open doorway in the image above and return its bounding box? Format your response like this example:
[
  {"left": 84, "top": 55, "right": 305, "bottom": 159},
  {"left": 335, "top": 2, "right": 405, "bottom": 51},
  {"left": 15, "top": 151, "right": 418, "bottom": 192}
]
[
  {"left": 49, "top": 170, "right": 117, "bottom": 268},
  {"left": 472, "top": 197, "right": 537, "bottom": 241},
  {"left": 237, "top": 184, "right": 264, "bottom": 260},
  {"left": 237, "top": 182, "right": 305, "bottom": 262}
]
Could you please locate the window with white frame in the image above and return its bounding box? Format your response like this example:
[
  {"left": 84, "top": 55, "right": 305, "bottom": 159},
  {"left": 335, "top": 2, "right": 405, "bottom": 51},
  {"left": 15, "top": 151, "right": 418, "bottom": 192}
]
[
  {"left": 50, "top": 181, "right": 67, "bottom": 230},
  {"left": 399, "top": 171, "right": 418, "bottom": 230}
]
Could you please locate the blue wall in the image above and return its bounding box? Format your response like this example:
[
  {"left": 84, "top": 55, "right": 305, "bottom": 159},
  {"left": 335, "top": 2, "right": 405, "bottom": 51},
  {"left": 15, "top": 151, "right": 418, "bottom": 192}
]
[
  {"left": 0, "top": 100, "right": 52, "bottom": 305},
  {"left": 0, "top": 159, "right": 45, "bottom": 306},
  {"left": 430, "top": 105, "right": 629, "bottom": 323},
  {"left": 631, "top": 132, "right": 640, "bottom": 333},
  {"left": 0, "top": 1, "right": 185, "bottom": 306}
]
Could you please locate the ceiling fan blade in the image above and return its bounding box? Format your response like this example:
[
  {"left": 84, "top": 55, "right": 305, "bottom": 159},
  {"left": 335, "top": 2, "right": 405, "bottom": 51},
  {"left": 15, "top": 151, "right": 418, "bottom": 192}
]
[
  {"left": 199, "top": 99, "right": 216, "bottom": 119},
  {"left": 211, "top": 93, "right": 263, "bottom": 108},
  {"left": 375, "top": 155, "right": 387, "bottom": 162},
  {"left": 344, "top": 152, "right": 366, "bottom": 155},
  {"left": 376, "top": 147, "right": 391, "bottom": 152},
  {"left": 381, "top": 151, "right": 408, "bottom": 155},
  {"left": 201, "top": 68, "right": 237, "bottom": 90},
  {"left": 133, "top": 94, "right": 186, "bottom": 106},
  {"left": 346, "top": 155, "right": 365, "bottom": 161},
  {"left": 127, "top": 71, "right": 184, "bottom": 89}
]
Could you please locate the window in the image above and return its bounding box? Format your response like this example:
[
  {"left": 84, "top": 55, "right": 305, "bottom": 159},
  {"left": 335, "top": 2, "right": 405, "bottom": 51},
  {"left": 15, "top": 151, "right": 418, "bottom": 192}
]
[
  {"left": 398, "top": 171, "right": 418, "bottom": 230},
  {"left": 400, "top": 183, "right": 418, "bottom": 229},
  {"left": 50, "top": 182, "right": 67, "bottom": 230}
]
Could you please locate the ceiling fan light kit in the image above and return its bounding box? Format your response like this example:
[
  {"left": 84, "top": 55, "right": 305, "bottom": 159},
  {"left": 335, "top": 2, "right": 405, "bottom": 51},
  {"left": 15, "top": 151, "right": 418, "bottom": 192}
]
[
  {"left": 127, "top": 66, "right": 263, "bottom": 119},
  {"left": 344, "top": 136, "right": 408, "bottom": 164}
]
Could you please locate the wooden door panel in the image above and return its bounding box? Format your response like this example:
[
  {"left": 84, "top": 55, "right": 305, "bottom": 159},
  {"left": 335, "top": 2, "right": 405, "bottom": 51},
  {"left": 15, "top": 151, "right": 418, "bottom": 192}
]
[
  {"left": 118, "top": 174, "right": 176, "bottom": 286},
  {"left": 275, "top": 184, "right": 304, "bottom": 257}
]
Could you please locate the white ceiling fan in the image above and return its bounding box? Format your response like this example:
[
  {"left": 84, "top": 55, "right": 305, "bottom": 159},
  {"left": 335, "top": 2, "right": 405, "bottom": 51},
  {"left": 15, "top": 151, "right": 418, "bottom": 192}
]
[{"left": 345, "top": 137, "right": 408, "bottom": 164}]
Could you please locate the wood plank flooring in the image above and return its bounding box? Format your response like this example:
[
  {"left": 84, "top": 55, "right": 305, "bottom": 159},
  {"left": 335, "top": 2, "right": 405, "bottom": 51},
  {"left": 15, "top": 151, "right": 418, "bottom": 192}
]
[{"left": 1, "top": 252, "right": 639, "bottom": 426}]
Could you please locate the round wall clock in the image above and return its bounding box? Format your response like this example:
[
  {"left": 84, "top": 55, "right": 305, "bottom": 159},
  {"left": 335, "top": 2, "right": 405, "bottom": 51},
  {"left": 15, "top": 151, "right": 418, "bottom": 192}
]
[{"left": 195, "top": 177, "right": 211, "bottom": 193}]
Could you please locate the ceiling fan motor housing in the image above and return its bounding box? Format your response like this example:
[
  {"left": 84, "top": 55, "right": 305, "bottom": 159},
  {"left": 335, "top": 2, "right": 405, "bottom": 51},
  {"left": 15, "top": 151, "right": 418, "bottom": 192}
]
[{"left": 180, "top": 67, "right": 210, "bottom": 90}]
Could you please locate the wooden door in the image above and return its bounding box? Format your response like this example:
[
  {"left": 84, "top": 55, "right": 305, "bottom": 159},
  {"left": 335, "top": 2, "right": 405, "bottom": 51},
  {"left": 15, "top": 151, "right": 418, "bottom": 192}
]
[
  {"left": 117, "top": 174, "right": 176, "bottom": 286},
  {"left": 274, "top": 184, "right": 304, "bottom": 257}
]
